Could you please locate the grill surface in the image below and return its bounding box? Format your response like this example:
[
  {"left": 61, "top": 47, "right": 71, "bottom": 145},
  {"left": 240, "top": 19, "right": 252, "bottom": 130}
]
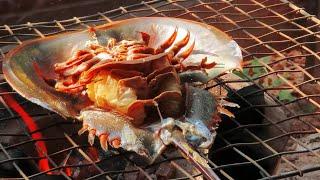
[{"left": 0, "top": 0, "right": 320, "bottom": 179}]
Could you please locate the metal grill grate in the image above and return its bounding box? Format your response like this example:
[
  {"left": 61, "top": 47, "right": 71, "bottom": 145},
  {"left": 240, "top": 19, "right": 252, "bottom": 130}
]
[{"left": 0, "top": 0, "right": 320, "bottom": 179}]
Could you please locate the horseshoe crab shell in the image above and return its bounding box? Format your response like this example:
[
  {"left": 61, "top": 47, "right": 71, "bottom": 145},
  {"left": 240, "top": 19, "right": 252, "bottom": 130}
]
[
  {"left": 3, "top": 17, "right": 242, "bottom": 118},
  {"left": 3, "top": 17, "right": 242, "bottom": 161}
]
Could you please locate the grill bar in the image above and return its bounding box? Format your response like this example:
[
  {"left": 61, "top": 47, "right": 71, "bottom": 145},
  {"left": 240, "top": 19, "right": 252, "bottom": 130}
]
[
  {"left": 0, "top": 0, "right": 320, "bottom": 179},
  {"left": 0, "top": 96, "right": 72, "bottom": 179},
  {"left": 200, "top": 0, "right": 320, "bottom": 174},
  {"left": 0, "top": 143, "right": 28, "bottom": 179}
]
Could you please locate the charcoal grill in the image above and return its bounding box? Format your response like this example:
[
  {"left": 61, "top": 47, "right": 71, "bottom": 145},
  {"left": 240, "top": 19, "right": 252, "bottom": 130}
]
[{"left": 0, "top": 0, "right": 320, "bottom": 179}]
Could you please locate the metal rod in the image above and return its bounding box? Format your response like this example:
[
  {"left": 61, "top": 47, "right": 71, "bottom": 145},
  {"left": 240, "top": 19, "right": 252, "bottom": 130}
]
[{"left": 1, "top": 0, "right": 320, "bottom": 179}]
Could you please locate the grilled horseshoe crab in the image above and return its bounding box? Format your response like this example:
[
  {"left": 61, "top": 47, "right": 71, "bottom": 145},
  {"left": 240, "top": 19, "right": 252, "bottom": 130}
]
[{"left": 3, "top": 17, "right": 242, "bottom": 173}]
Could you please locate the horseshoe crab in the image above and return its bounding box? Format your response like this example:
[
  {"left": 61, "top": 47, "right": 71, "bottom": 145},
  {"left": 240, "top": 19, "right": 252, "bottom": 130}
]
[{"left": 3, "top": 17, "right": 242, "bottom": 177}]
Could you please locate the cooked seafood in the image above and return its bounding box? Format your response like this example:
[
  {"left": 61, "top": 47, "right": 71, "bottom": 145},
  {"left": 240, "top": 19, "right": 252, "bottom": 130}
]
[
  {"left": 3, "top": 18, "right": 242, "bottom": 177},
  {"left": 53, "top": 32, "right": 189, "bottom": 126}
]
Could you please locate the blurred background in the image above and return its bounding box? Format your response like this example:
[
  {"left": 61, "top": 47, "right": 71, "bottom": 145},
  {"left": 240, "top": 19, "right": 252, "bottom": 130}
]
[
  {"left": 0, "top": 0, "right": 146, "bottom": 25},
  {"left": 0, "top": 0, "right": 318, "bottom": 25}
]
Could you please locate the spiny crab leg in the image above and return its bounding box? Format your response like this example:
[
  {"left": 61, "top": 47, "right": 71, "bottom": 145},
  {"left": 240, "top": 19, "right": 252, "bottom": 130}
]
[
  {"left": 176, "top": 40, "right": 195, "bottom": 62},
  {"left": 54, "top": 28, "right": 194, "bottom": 94},
  {"left": 155, "top": 27, "right": 178, "bottom": 54},
  {"left": 169, "top": 30, "right": 190, "bottom": 56},
  {"left": 138, "top": 31, "right": 151, "bottom": 45},
  {"left": 98, "top": 133, "right": 121, "bottom": 150},
  {"left": 83, "top": 122, "right": 123, "bottom": 148},
  {"left": 99, "top": 134, "right": 108, "bottom": 151},
  {"left": 174, "top": 57, "right": 217, "bottom": 77},
  {"left": 168, "top": 38, "right": 194, "bottom": 67},
  {"left": 88, "top": 129, "right": 96, "bottom": 146},
  {"left": 78, "top": 124, "right": 89, "bottom": 135},
  {"left": 127, "top": 53, "right": 152, "bottom": 60}
]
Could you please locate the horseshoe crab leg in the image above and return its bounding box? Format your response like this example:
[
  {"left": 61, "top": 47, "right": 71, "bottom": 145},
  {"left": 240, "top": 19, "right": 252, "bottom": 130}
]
[
  {"left": 169, "top": 31, "right": 190, "bottom": 56},
  {"left": 176, "top": 40, "right": 195, "bottom": 62},
  {"left": 79, "top": 107, "right": 165, "bottom": 162},
  {"left": 155, "top": 27, "right": 178, "bottom": 54}
]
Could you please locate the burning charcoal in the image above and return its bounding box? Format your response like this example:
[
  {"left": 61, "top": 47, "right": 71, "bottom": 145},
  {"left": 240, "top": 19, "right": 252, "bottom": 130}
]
[{"left": 155, "top": 162, "right": 175, "bottom": 179}]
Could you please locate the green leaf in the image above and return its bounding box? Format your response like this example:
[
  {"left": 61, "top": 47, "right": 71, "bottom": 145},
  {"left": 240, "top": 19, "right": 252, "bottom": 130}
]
[
  {"left": 259, "top": 56, "right": 271, "bottom": 63},
  {"left": 250, "top": 59, "right": 260, "bottom": 66},
  {"left": 233, "top": 70, "right": 247, "bottom": 79},
  {"left": 278, "top": 90, "right": 296, "bottom": 102},
  {"left": 251, "top": 57, "right": 270, "bottom": 76},
  {"left": 251, "top": 56, "right": 270, "bottom": 66},
  {"left": 271, "top": 78, "right": 283, "bottom": 87},
  {"left": 233, "top": 56, "right": 271, "bottom": 80},
  {"left": 302, "top": 104, "right": 317, "bottom": 113},
  {"left": 243, "top": 68, "right": 251, "bottom": 77}
]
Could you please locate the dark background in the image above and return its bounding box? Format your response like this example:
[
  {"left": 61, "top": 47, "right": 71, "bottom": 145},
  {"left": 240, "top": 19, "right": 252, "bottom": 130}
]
[
  {"left": 0, "top": 0, "right": 145, "bottom": 25},
  {"left": 0, "top": 0, "right": 318, "bottom": 25}
]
